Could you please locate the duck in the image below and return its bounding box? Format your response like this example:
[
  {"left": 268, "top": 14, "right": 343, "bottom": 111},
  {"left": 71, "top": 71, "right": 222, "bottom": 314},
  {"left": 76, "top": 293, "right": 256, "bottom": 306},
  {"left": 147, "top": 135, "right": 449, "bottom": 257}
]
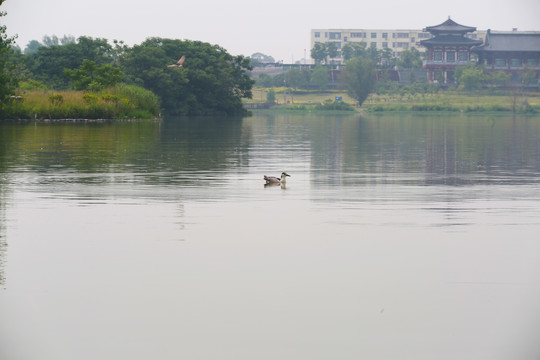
[
  {"left": 264, "top": 172, "right": 290, "bottom": 185},
  {"left": 167, "top": 55, "right": 185, "bottom": 68}
]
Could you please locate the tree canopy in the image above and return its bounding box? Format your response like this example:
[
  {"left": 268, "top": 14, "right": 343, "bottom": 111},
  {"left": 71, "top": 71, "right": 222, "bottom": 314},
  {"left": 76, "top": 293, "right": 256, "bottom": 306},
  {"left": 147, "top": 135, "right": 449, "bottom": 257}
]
[
  {"left": 119, "top": 38, "right": 253, "bottom": 116},
  {"left": 311, "top": 42, "right": 339, "bottom": 64},
  {"left": 342, "top": 57, "right": 376, "bottom": 106},
  {"left": 7, "top": 33, "right": 254, "bottom": 116},
  {"left": 0, "top": 0, "right": 18, "bottom": 103}
]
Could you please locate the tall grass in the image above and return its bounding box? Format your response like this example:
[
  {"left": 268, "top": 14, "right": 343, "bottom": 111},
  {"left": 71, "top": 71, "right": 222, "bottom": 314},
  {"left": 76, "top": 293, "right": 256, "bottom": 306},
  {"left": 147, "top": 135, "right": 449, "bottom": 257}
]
[{"left": 1, "top": 84, "right": 161, "bottom": 120}]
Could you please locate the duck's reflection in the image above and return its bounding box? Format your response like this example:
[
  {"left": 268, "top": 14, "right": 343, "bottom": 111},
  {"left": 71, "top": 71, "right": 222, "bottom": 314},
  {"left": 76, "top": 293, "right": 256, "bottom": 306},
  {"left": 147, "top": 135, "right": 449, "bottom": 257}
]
[{"left": 264, "top": 182, "right": 287, "bottom": 190}]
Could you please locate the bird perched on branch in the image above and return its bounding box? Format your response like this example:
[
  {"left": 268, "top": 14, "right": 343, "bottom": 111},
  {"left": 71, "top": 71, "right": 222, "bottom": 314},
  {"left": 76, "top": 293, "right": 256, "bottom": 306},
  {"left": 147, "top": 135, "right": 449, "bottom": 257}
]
[{"left": 167, "top": 55, "right": 185, "bottom": 68}]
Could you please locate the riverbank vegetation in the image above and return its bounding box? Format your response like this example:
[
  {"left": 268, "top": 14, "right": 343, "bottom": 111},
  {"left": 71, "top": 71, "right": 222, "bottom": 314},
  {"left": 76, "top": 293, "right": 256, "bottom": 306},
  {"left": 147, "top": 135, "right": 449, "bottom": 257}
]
[
  {"left": 246, "top": 87, "right": 540, "bottom": 114},
  {"left": 0, "top": 3, "right": 254, "bottom": 120},
  {"left": 2, "top": 83, "right": 160, "bottom": 120}
]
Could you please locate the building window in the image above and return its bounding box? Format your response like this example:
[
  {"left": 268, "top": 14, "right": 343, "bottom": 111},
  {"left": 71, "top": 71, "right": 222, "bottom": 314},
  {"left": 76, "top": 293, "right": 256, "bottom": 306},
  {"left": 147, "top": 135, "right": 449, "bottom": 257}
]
[
  {"left": 371, "top": 32, "right": 377, "bottom": 38},
  {"left": 410, "top": 37, "right": 415, "bottom": 43},
  {"left": 350, "top": 32, "right": 366, "bottom": 38},
  {"left": 382, "top": 42, "right": 388, "bottom": 48},
  {"left": 382, "top": 33, "right": 388, "bottom": 39},
  {"left": 397, "top": 33, "right": 409, "bottom": 38},
  {"left": 510, "top": 58, "right": 523, "bottom": 68},
  {"left": 314, "top": 32, "right": 320, "bottom": 38},
  {"left": 418, "top": 33, "right": 431, "bottom": 39},
  {"left": 446, "top": 51, "right": 456, "bottom": 62},
  {"left": 527, "top": 58, "right": 538, "bottom": 66},
  {"left": 458, "top": 52, "right": 468, "bottom": 61},
  {"left": 396, "top": 42, "right": 409, "bottom": 48},
  {"left": 495, "top": 58, "right": 507, "bottom": 67},
  {"left": 344, "top": 36, "right": 348, "bottom": 42},
  {"left": 433, "top": 51, "right": 443, "bottom": 61},
  {"left": 329, "top": 32, "right": 341, "bottom": 40}
]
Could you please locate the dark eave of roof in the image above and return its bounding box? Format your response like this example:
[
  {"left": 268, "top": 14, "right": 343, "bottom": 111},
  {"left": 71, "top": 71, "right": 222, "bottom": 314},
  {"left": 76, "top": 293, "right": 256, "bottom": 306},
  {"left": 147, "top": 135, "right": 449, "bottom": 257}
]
[
  {"left": 419, "top": 35, "right": 483, "bottom": 46},
  {"left": 424, "top": 18, "right": 476, "bottom": 34}
]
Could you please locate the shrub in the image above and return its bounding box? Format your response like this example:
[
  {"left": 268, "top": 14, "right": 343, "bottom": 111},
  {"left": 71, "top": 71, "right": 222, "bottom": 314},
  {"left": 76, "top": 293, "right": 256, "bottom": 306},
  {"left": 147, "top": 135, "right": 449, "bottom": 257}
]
[{"left": 48, "top": 94, "right": 64, "bottom": 106}]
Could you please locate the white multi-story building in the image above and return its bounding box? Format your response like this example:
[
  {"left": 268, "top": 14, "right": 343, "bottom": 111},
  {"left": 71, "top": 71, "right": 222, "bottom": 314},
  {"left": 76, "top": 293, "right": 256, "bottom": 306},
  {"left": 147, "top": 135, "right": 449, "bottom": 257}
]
[{"left": 310, "top": 28, "right": 487, "bottom": 64}]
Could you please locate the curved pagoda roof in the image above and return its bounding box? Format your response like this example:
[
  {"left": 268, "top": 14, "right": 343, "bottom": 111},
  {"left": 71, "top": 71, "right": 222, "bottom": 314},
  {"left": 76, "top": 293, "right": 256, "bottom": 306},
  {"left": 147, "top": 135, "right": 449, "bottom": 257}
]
[
  {"left": 424, "top": 18, "right": 477, "bottom": 35},
  {"left": 420, "top": 35, "right": 482, "bottom": 47}
]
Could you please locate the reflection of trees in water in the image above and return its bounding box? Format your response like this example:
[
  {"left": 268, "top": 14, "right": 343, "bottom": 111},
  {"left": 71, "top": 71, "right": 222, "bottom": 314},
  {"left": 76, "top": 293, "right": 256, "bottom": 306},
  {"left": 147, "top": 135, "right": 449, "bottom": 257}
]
[
  {"left": 0, "top": 184, "right": 5, "bottom": 286},
  {"left": 308, "top": 114, "right": 540, "bottom": 186},
  {"left": 0, "top": 130, "right": 7, "bottom": 285},
  {"left": 0, "top": 118, "right": 251, "bottom": 186}
]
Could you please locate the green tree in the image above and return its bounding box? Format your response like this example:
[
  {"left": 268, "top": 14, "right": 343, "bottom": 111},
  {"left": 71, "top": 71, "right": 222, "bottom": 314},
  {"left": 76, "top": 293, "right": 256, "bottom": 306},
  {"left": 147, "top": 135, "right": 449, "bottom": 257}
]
[
  {"left": 286, "top": 69, "right": 305, "bottom": 90},
  {"left": 256, "top": 73, "right": 273, "bottom": 87},
  {"left": 342, "top": 57, "right": 376, "bottom": 106},
  {"left": 490, "top": 71, "right": 511, "bottom": 88},
  {"left": 325, "top": 42, "right": 339, "bottom": 62},
  {"left": 397, "top": 48, "right": 423, "bottom": 69},
  {"left": 366, "top": 44, "right": 381, "bottom": 65},
  {"left": 310, "top": 65, "right": 329, "bottom": 89},
  {"left": 64, "top": 59, "right": 123, "bottom": 91},
  {"left": 24, "top": 40, "right": 42, "bottom": 54},
  {"left": 120, "top": 38, "right": 253, "bottom": 116},
  {"left": 341, "top": 43, "right": 367, "bottom": 61},
  {"left": 24, "top": 36, "right": 115, "bottom": 88},
  {"left": 456, "top": 64, "right": 485, "bottom": 91},
  {"left": 311, "top": 43, "right": 326, "bottom": 64},
  {"left": 266, "top": 88, "right": 276, "bottom": 104},
  {"left": 0, "top": 0, "right": 18, "bottom": 103}
]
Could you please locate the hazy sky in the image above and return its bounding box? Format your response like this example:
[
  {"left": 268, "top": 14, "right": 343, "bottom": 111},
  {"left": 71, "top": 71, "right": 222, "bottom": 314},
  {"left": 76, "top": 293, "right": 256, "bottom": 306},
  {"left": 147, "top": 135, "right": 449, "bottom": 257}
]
[{"left": 3, "top": 0, "right": 540, "bottom": 62}]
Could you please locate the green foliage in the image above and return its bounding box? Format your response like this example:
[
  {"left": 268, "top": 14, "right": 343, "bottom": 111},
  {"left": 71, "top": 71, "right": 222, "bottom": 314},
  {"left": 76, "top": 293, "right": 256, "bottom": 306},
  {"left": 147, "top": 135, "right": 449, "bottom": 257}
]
[
  {"left": 311, "top": 42, "right": 339, "bottom": 64},
  {"left": 397, "top": 48, "right": 423, "bottom": 69},
  {"left": 111, "top": 83, "right": 160, "bottom": 116},
  {"left": 19, "top": 79, "right": 48, "bottom": 90},
  {"left": 82, "top": 93, "right": 98, "bottom": 104},
  {"left": 256, "top": 73, "right": 273, "bottom": 87},
  {"left": 23, "top": 36, "right": 115, "bottom": 89},
  {"left": 455, "top": 64, "right": 486, "bottom": 91},
  {"left": 310, "top": 65, "right": 329, "bottom": 89},
  {"left": 48, "top": 94, "right": 64, "bottom": 106},
  {"left": 342, "top": 57, "right": 376, "bottom": 106},
  {"left": 341, "top": 43, "right": 367, "bottom": 61},
  {"left": 1, "top": 84, "right": 160, "bottom": 120},
  {"left": 119, "top": 38, "right": 253, "bottom": 116},
  {"left": 0, "top": 0, "right": 18, "bottom": 103},
  {"left": 64, "top": 59, "right": 123, "bottom": 91},
  {"left": 286, "top": 68, "right": 309, "bottom": 89},
  {"left": 266, "top": 88, "right": 276, "bottom": 104},
  {"left": 315, "top": 100, "right": 355, "bottom": 111},
  {"left": 311, "top": 43, "right": 327, "bottom": 64}
]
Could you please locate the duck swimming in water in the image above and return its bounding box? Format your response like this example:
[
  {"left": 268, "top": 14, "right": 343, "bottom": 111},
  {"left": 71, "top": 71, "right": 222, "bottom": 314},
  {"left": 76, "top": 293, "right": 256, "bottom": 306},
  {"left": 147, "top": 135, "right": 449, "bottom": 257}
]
[{"left": 264, "top": 172, "right": 290, "bottom": 185}]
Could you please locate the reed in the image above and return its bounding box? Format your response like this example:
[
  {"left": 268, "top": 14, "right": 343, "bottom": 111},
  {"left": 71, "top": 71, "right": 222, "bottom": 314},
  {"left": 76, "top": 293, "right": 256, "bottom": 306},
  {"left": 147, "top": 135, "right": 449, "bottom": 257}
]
[{"left": 1, "top": 85, "right": 161, "bottom": 120}]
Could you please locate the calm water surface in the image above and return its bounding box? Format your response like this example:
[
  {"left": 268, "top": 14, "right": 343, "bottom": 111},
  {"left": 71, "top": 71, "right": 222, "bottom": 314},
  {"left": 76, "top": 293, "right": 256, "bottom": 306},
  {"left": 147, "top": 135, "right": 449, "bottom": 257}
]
[{"left": 1, "top": 114, "right": 540, "bottom": 360}]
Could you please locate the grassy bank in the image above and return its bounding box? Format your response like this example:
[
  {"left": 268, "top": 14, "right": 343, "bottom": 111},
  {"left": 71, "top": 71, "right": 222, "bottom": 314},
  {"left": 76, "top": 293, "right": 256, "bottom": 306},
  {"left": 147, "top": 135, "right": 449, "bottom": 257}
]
[
  {"left": 246, "top": 87, "right": 540, "bottom": 114},
  {"left": 1, "top": 84, "right": 161, "bottom": 120}
]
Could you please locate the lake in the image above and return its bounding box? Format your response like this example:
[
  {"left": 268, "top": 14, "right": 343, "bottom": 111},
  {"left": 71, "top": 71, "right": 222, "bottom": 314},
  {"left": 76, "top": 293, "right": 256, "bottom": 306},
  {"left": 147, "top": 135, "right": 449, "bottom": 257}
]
[{"left": 1, "top": 113, "right": 540, "bottom": 360}]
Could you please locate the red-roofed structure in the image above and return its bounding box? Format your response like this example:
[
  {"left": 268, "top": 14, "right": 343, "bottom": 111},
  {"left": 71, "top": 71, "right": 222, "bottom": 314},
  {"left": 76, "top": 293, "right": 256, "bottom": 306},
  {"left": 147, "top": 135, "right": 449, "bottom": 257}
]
[{"left": 420, "top": 18, "right": 482, "bottom": 84}]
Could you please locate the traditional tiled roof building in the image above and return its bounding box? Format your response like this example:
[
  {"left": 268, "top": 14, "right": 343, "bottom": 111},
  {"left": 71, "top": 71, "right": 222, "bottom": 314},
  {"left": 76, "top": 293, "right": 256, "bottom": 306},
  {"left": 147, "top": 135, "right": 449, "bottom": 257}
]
[
  {"left": 419, "top": 18, "right": 482, "bottom": 84},
  {"left": 473, "top": 30, "right": 540, "bottom": 86}
]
